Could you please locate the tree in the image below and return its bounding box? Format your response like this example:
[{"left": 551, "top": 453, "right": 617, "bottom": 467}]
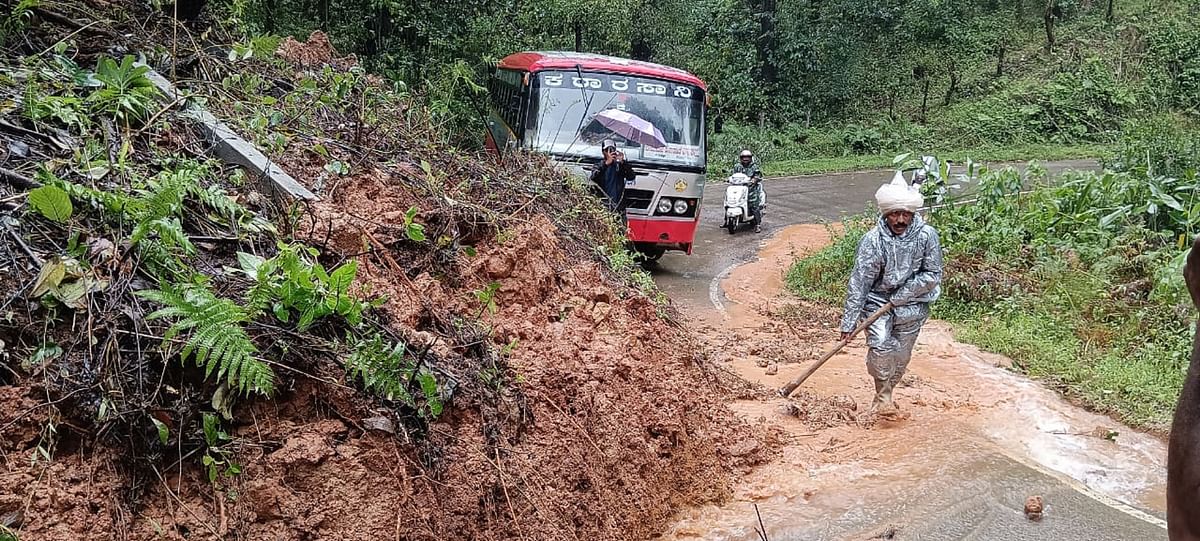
[{"left": 1044, "top": 0, "right": 1057, "bottom": 54}]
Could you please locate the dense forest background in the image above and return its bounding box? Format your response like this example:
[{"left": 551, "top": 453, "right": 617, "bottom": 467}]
[{"left": 214, "top": 0, "right": 1200, "bottom": 169}]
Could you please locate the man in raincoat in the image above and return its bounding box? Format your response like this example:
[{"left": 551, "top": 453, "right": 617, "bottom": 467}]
[
  {"left": 732, "top": 149, "right": 765, "bottom": 233},
  {"left": 840, "top": 172, "right": 944, "bottom": 412}
]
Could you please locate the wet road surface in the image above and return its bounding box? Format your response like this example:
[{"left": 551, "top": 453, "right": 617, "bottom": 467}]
[{"left": 650, "top": 158, "right": 1170, "bottom": 540}]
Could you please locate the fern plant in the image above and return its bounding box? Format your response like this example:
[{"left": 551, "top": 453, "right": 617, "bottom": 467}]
[
  {"left": 344, "top": 334, "right": 444, "bottom": 418},
  {"left": 138, "top": 284, "right": 275, "bottom": 396},
  {"left": 154, "top": 163, "right": 277, "bottom": 235},
  {"left": 344, "top": 334, "right": 414, "bottom": 404},
  {"left": 0, "top": 0, "right": 37, "bottom": 46}
]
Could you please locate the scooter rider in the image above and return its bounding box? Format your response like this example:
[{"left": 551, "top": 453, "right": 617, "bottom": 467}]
[{"left": 732, "top": 150, "right": 765, "bottom": 233}]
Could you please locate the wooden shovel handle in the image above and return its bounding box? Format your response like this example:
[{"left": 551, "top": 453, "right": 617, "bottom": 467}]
[{"left": 777, "top": 302, "right": 895, "bottom": 398}]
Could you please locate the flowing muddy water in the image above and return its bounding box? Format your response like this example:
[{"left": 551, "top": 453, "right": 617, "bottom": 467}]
[{"left": 662, "top": 224, "right": 1168, "bottom": 540}]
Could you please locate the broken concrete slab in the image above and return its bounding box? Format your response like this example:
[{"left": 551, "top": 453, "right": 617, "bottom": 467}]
[{"left": 140, "top": 65, "right": 316, "bottom": 202}]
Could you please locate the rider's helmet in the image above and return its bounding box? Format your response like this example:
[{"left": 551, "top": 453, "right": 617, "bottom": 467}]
[
  {"left": 913, "top": 169, "right": 928, "bottom": 185},
  {"left": 739, "top": 149, "right": 753, "bottom": 166}
]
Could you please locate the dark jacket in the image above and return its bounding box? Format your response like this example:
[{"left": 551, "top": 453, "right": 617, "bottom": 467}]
[
  {"left": 590, "top": 159, "right": 637, "bottom": 211},
  {"left": 733, "top": 160, "right": 764, "bottom": 204}
]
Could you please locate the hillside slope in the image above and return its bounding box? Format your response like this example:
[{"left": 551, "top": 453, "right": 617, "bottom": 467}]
[{"left": 0, "top": 10, "right": 771, "bottom": 540}]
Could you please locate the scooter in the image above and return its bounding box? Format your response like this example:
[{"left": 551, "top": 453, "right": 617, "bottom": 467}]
[{"left": 723, "top": 173, "right": 765, "bottom": 234}]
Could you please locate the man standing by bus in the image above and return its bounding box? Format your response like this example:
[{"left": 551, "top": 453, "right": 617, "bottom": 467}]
[
  {"left": 590, "top": 139, "right": 637, "bottom": 215},
  {"left": 733, "top": 149, "right": 764, "bottom": 233},
  {"left": 840, "top": 172, "right": 944, "bottom": 414}
]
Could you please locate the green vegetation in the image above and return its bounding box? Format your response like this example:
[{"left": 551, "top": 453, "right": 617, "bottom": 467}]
[
  {"left": 786, "top": 121, "right": 1198, "bottom": 431},
  {"left": 212, "top": 0, "right": 1200, "bottom": 169},
  {"left": 139, "top": 283, "right": 274, "bottom": 395},
  {"left": 785, "top": 218, "right": 871, "bottom": 304},
  {"left": 3, "top": 50, "right": 468, "bottom": 489}
]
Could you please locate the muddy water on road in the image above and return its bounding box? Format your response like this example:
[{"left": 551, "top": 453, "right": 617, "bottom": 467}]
[{"left": 663, "top": 223, "right": 1167, "bottom": 540}]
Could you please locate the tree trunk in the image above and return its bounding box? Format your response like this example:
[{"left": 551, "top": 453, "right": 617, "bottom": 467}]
[
  {"left": 264, "top": 0, "right": 276, "bottom": 33},
  {"left": 757, "top": 0, "right": 778, "bottom": 87},
  {"left": 319, "top": 0, "right": 329, "bottom": 30},
  {"left": 1106, "top": 0, "right": 1115, "bottom": 21},
  {"left": 1044, "top": 0, "right": 1056, "bottom": 54},
  {"left": 630, "top": 0, "right": 654, "bottom": 60},
  {"left": 944, "top": 61, "right": 959, "bottom": 106},
  {"left": 747, "top": 0, "right": 778, "bottom": 119},
  {"left": 573, "top": 20, "right": 582, "bottom": 52},
  {"left": 888, "top": 86, "right": 898, "bottom": 120},
  {"left": 921, "top": 79, "right": 930, "bottom": 123},
  {"left": 630, "top": 34, "right": 653, "bottom": 60},
  {"left": 170, "top": 0, "right": 206, "bottom": 20},
  {"left": 996, "top": 45, "right": 1006, "bottom": 77}
]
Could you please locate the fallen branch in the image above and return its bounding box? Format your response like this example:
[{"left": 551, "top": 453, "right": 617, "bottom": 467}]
[
  {"left": 134, "top": 94, "right": 190, "bottom": 139},
  {"left": 0, "top": 119, "right": 70, "bottom": 151},
  {"left": 33, "top": 7, "right": 116, "bottom": 37},
  {"left": 3, "top": 219, "right": 43, "bottom": 266},
  {"left": 754, "top": 503, "right": 770, "bottom": 541},
  {"left": 0, "top": 167, "right": 42, "bottom": 190}
]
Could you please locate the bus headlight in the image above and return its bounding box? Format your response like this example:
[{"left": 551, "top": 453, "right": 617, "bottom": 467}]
[
  {"left": 673, "top": 199, "right": 689, "bottom": 215},
  {"left": 657, "top": 199, "right": 673, "bottom": 214}
]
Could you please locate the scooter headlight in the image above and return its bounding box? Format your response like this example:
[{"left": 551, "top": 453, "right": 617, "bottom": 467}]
[
  {"left": 657, "top": 199, "right": 674, "bottom": 214},
  {"left": 673, "top": 199, "right": 689, "bottom": 215}
]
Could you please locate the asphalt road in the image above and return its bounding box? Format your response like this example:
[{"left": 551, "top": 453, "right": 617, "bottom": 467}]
[{"left": 651, "top": 158, "right": 1101, "bottom": 311}]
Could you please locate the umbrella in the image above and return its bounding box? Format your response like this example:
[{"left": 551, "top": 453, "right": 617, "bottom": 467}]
[{"left": 593, "top": 109, "right": 668, "bottom": 149}]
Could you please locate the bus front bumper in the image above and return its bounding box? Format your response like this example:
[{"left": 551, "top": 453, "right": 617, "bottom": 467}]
[{"left": 626, "top": 217, "right": 698, "bottom": 254}]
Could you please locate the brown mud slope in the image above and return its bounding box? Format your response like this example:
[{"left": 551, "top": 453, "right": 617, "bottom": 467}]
[
  {"left": 0, "top": 222, "right": 769, "bottom": 541},
  {"left": 0, "top": 20, "right": 771, "bottom": 541}
]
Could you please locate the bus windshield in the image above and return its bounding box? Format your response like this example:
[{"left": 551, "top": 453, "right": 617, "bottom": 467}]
[{"left": 528, "top": 71, "right": 705, "bottom": 169}]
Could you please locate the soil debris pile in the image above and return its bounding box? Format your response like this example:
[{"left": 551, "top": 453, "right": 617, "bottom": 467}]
[{"left": 0, "top": 8, "right": 767, "bottom": 541}]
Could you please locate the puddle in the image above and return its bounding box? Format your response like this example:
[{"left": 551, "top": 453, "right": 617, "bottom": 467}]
[{"left": 665, "top": 223, "right": 1168, "bottom": 540}]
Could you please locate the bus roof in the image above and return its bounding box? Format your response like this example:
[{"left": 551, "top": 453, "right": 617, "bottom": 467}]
[{"left": 497, "top": 51, "right": 707, "bottom": 91}]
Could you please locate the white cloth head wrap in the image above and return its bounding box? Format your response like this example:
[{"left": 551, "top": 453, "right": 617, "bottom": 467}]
[{"left": 875, "top": 171, "right": 923, "bottom": 214}]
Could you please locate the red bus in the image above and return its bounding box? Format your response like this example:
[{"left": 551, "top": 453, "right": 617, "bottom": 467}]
[{"left": 484, "top": 51, "right": 708, "bottom": 260}]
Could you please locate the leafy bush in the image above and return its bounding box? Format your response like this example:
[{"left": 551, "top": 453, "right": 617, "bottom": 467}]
[
  {"left": 785, "top": 152, "right": 1199, "bottom": 430},
  {"left": 1146, "top": 18, "right": 1200, "bottom": 113},
  {"left": 1105, "top": 114, "right": 1200, "bottom": 177},
  {"left": 88, "top": 55, "right": 161, "bottom": 127},
  {"left": 240, "top": 244, "right": 371, "bottom": 330},
  {"left": 343, "top": 334, "right": 444, "bottom": 418},
  {"left": 1039, "top": 58, "right": 1135, "bottom": 141}
]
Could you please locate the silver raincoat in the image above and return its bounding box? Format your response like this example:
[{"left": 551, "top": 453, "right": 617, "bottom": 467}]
[{"left": 840, "top": 213, "right": 944, "bottom": 387}]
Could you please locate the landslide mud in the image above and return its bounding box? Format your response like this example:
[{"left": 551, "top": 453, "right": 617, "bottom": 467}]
[
  {"left": 663, "top": 223, "right": 1168, "bottom": 540},
  {"left": 0, "top": 178, "right": 780, "bottom": 541},
  {"left": 0, "top": 32, "right": 774, "bottom": 540}
]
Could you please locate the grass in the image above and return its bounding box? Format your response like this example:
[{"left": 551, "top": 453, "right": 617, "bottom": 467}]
[
  {"left": 760, "top": 143, "right": 1109, "bottom": 177},
  {"left": 783, "top": 216, "right": 870, "bottom": 304},
  {"left": 949, "top": 302, "right": 1185, "bottom": 431}
]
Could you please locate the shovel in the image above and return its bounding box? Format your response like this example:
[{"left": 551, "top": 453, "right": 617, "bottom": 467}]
[{"left": 777, "top": 302, "right": 894, "bottom": 398}]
